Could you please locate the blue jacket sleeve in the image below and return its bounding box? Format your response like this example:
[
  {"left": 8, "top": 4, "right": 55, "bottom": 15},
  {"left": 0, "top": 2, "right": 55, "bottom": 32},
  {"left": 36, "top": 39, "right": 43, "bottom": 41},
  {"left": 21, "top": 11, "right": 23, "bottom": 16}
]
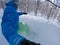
[{"left": 1, "top": 7, "right": 25, "bottom": 45}]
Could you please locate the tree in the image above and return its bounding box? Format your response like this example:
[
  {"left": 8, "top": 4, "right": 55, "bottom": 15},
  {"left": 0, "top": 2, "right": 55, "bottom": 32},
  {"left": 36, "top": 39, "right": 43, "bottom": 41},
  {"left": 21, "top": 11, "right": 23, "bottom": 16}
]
[{"left": 35, "top": 0, "right": 40, "bottom": 16}]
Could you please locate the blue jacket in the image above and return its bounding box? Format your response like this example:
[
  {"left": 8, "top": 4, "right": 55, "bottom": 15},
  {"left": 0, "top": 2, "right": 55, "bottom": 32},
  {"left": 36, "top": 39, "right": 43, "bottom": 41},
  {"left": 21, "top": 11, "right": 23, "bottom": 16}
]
[{"left": 1, "top": 1, "right": 25, "bottom": 45}]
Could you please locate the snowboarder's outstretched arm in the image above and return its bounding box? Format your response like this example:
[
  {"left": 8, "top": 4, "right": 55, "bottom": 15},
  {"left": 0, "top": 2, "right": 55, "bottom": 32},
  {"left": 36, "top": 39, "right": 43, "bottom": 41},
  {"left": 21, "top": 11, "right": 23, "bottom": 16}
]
[{"left": 18, "top": 12, "right": 27, "bottom": 16}]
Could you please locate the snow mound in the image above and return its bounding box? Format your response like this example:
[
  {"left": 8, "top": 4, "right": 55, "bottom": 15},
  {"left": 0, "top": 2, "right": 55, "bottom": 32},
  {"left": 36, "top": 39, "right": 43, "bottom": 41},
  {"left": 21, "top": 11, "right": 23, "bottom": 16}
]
[{"left": 19, "top": 15, "right": 60, "bottom": 45}]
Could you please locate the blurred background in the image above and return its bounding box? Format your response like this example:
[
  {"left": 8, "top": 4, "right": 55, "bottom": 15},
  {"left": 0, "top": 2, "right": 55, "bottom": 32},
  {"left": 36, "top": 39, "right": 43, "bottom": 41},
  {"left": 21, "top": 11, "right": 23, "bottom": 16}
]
[{"left": 0, "top": 0, "right": 60, "bottom": 24}]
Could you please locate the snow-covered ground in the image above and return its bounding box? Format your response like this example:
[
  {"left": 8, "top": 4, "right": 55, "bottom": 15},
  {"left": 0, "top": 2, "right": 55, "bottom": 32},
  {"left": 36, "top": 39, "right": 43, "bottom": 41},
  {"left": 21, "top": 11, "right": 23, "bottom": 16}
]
[
  {"left": 0, "top": 8, "right": 60, "bottom": 45},
  {"left": 19, "top": 15, "right": 60, "bottom": 45}
]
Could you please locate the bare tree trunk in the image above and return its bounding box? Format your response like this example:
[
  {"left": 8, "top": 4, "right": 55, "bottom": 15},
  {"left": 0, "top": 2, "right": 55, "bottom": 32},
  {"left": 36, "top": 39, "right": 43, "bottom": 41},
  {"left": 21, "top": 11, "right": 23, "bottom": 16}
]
[
  {"left": 35, "top": 0, "right": 40, "bottom": 16},
  {"left": 0, "top": 0, "right": 2, "bottom": 7},
  {"left": 47, "top": 7, "right": 52, "bottom": 19},
  {"left": 25, "top": 0, "right": 29, "bottom": 13}
]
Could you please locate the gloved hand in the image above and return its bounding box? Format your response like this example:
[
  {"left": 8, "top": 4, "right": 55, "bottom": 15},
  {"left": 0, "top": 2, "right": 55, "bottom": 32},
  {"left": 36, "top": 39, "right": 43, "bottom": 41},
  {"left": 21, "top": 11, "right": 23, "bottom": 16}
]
[
  {"left": 24, "top": 12, "right": 27, "bottom": 15},
  {"left": 46, "top": 0, "right": 50, "bottom": 1},
  {"left": 20, "top": 39, "right": 41, "bottom": 45}
]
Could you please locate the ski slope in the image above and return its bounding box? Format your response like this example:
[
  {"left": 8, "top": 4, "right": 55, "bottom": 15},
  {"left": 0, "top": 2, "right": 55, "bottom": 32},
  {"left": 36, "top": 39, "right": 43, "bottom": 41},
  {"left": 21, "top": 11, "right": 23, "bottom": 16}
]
[
  {"left": 0, "top": 9, "right": 60, "bottom": 45},
  {"left": 19, "top": 15, "right": 60, "bottom": 45}
]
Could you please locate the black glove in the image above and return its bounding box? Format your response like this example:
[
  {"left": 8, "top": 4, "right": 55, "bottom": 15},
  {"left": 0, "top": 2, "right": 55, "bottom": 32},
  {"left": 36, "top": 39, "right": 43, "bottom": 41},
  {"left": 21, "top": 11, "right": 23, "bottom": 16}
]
[
  {"left": 24, "top": 12, "right": 27, "bottom": 15},
  {"left": 46, "top": 0, "right": 50, "bottom": 1},
  {"left": 20, "top": 39, "right": 41, "bottom": 45}
]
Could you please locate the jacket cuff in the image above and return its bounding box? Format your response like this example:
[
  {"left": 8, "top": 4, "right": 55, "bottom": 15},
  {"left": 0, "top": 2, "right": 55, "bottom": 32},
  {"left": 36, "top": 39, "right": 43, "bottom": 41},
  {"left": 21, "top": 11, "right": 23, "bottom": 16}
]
[{"left": 13, "top": 36, "right": 25, "bottom": 45}]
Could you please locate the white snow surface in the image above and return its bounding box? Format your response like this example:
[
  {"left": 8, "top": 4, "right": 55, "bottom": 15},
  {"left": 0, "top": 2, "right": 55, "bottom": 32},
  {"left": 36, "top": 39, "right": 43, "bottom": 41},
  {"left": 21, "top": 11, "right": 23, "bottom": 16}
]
[{"left": 19, "top": 15, "right": 60, "bottom": 45}]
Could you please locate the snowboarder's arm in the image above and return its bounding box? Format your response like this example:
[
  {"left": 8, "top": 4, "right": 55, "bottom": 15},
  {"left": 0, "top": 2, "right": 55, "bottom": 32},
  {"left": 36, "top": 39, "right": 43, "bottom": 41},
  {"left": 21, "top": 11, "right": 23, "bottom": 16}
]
[{"left": 18, "top": 12, "right": 27, "bottom": 16}]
